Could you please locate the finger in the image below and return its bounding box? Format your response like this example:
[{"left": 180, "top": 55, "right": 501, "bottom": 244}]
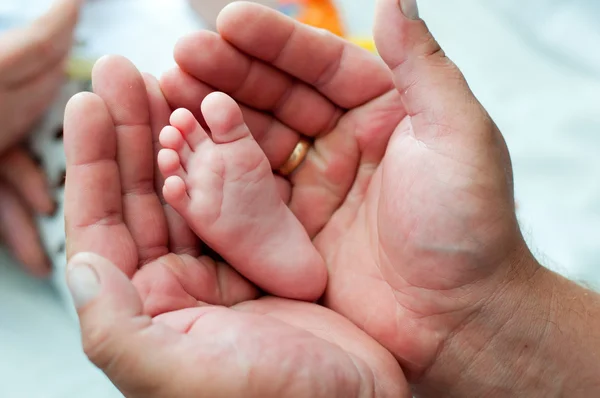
[
  {"left": 287, "top": 115, "right": 361, "bottom": 237},
  {"left": 174, "top": 31, "right": 342, "bottom": 137},
  {"left": 374, "top": 0, "right": 487, "bottom": 144},
  {"left": 215, "top": 2, "right": 393, "bottom": 108},
  {"left": 0, "top": 148, "right": 55, "bottom": 215},
  {"left": 141, "top": 73, "right": 171, "bottom": 195},
  {"left": 275, "top": 175, "right": 291, "bottom": 204},
  {"left": 0, "top": 183, "right": 50, "bottom": 277},
  {"left": 0, "top": 59, "right": 66, "bottom": 151},
  {"left": 142, "top": 73, "right": 199, "bottom": 256},
  {"left": 92, "top": 55, "right": 169, "bottom": 265},
  {"left": 160, "top": 68, "right": 299, "bottom": 168},
  {"left": 69, "top": 252, "right": 267, "bottom": 398},
  {"left": 64, "top": 92, "right": 138, "bottom": 277},
  {"left": 289, "top": 90, "right": 405, "bottom": 237},
  {"left": 0, "top": 0, "right": 81, "bottom": 85},
  {"left": 66, "top": 252, "right": 184, "bottom": 396}
]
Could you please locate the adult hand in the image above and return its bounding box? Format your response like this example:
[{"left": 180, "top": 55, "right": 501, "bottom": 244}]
[
  {"left": 64, "top": 56, "right": 409, "bottom": 397},
  {"left": 0, "top": 148, "right": 55, "bottom": 276},
  {"left": 0, "top": 0, "right": 80, "bottom": 275},
  {"left": 0, "top": 0, "right": 81, "bottom": 153},
  {"left": 160, "top": 0, "right": 532, "bottom": 386}
]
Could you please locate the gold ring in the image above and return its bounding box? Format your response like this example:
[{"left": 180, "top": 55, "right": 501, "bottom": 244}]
[{"left": 278, "top": 138, "right": 311, "bottom": 176}]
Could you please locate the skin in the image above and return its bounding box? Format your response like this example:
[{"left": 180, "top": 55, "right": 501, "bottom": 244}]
[
  {"left": 157, "top": 98, "right": 327, "bottom": 301},
  {"left": 64, "top": 59, "right": 408, "bottom": 398},
  {"left": 63, "top": 0, "right": 517, "bottom": 392},
  {"left": 64, "top": 0, "right": 600, "bottom": 397},
  {"left": 160, "top": 0, "right": 525, "bottom": 379},
  {"left": 0, "top": 149, "right": 56, "bottom": 275},
  {"left": 0, "top": 0, "right": 81, "bottom": 275}
]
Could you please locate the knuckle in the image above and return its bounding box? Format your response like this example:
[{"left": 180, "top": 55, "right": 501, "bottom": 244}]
[
  {"left": 81, "top": 318, "right": 149, "bottom": 378},
  {"left": 82, "top": 323, "right": 117, "bottom": 370}
]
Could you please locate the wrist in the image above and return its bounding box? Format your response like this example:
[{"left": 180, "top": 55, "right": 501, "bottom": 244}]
[{"left": 414, "top": 245, "right": 560, "bottom": 397}]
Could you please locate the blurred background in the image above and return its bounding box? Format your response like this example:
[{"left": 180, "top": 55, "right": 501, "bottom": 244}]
[{"left": 0, "top": 0, "right": 599, "bottom": 396}]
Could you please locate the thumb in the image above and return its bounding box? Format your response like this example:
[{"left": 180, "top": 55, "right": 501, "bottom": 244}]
[
  {"left": 66, "top": 252, "right": 177, "bottom": 395},
  {"left": 374, "top": 0, "right": 489, "bottom": 142}
]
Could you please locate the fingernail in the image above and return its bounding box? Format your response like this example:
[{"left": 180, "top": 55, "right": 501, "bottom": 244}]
[
  {"left": 400, "top": 0, "right": 419, "bottom": 20},
  {"left": 67, "top": 260, "right": 101, "bottom": 309}
]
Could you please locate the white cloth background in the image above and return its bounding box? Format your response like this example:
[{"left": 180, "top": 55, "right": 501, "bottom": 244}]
[{"left": 0, "top": 0, "right": 599, "bottom": 396}]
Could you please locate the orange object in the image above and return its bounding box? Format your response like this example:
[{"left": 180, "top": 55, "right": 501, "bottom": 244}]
[
  {"left": 278, "top": 0, "right": 345, "bottom": 36},
  {"left": 278, "top": 1, "right": 378, "bottom": 54}
]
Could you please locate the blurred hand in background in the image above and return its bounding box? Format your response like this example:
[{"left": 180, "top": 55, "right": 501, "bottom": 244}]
[{"left": 0, "top": 0, "right": 81, "bottom": 276}]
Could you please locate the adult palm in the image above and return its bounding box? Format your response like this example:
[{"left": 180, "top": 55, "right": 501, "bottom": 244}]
[
  {"left": 160, "top": 0, "right": 528, "bottom": 380},
  {"left": 64, "top": 55, "right": 407, "bottom": 397}
]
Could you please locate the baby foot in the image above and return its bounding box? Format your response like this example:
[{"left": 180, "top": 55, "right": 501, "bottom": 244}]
[{"left": 157, "top": 92, "right": 326, "bottom": 301}]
